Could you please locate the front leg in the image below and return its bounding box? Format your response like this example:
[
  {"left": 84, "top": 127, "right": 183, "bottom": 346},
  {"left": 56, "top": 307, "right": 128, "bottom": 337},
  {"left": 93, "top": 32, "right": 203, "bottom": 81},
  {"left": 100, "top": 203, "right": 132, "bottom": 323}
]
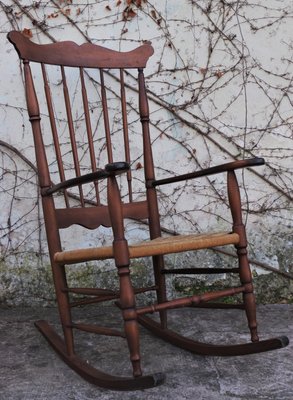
[
  {"left": 107, "top": 175, "right": 142, "bottom": 377},
  {"left": 227, "top": 170, "right": 259, "bottom": 342}
]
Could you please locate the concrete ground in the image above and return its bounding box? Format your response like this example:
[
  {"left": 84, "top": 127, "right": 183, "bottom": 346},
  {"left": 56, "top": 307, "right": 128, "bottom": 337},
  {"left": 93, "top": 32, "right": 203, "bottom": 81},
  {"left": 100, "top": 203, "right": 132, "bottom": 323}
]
[{"left": 0, "top": 304, "right": 292, "bottom": 400}]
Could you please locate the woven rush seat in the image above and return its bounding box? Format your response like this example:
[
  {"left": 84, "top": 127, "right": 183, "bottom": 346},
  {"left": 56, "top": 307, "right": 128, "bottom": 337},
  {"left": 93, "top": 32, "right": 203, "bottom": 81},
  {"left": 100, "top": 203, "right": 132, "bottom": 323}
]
[{"left": 54, "top": 232, "right": 239, "bottom": 265}]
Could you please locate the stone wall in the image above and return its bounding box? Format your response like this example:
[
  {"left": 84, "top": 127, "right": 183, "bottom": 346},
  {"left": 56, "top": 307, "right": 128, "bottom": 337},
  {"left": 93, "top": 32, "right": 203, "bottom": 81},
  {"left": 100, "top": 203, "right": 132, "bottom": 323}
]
[{"left": 0, "top": 0, "right": 292, "bottom": 305}]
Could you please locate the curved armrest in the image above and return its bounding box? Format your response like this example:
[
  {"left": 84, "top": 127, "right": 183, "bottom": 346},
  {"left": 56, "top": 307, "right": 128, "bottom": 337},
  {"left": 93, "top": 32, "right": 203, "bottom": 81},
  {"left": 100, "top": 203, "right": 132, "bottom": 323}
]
[
  {"left": 151, "top": 157, "right": 265, "bottom": 187},
  {"left": 42, "top": 162, "right": 129, "bottom": 196}
]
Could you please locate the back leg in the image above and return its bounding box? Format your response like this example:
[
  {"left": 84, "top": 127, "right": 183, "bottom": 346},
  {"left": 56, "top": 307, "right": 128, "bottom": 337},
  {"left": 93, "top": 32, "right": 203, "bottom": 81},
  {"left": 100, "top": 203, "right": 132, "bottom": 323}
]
[
  {"left": 152, "top": 255, "right": 168, "bottom": 329},
  {"left": 51, "top": 261, "right": 75, "bottom": 355},
  {"left": 237, "top": 245, "right": 259, "bottom": 342},
  {"left": 227, "top": 169, "right": 259, "bottom": 343}
]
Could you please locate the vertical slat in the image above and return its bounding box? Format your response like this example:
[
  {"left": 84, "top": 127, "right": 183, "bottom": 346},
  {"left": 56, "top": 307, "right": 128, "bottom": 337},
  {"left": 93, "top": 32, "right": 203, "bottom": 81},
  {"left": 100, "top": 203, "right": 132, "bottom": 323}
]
[
  {"left": 100, "top": 69, "right": 113, "bottom": 163},
  {"left": 41, "top": 63, "right": 70, "bottom": 208},
  {"left": 80, "top": 67, "right": 100, "bottom": 205},
  {"left": 61, "top": 66, "right": 85, "bottom": 206},
  {"left": 120, "top": 69, "right": 133, "bottom": 202}
]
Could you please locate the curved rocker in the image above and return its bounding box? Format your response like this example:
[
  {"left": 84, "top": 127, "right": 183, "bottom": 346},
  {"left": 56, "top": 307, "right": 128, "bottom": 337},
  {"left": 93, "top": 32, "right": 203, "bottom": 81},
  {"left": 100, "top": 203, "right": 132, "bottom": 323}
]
[
  {"left": 35, "top": 320, "right": 165, "bottom": 391},
  {"left": 138, "top": 315, "right": 289, "bottom": 357}
]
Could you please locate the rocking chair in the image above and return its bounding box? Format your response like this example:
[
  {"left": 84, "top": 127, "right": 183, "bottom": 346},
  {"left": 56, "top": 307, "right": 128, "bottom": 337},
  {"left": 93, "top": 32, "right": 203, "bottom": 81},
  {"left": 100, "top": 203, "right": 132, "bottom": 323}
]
[{"left": 7, "top": 31, "right": 289, "bottom": 391}]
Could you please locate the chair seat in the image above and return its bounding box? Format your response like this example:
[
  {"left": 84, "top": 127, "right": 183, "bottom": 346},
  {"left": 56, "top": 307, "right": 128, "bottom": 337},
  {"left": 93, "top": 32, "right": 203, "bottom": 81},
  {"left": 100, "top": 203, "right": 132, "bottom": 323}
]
[{"left": 54, "top": 232, "right": 239, "bottom": 265}]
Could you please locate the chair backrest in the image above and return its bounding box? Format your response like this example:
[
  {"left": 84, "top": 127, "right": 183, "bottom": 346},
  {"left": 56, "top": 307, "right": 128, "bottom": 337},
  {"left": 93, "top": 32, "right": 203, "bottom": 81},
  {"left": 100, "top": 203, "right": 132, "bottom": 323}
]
[{"left": 7, "top": 31, "right": 160, "bottom": 236}]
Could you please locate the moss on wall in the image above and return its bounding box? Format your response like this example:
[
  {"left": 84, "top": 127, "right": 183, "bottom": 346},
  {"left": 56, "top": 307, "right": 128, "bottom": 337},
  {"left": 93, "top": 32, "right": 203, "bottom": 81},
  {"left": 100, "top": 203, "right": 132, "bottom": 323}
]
[
  {"left": 0, "top": 253, "right": 292, "bottom": 307},
  {"left": 173, "top": 273, "right": 293, "bottom": 304},
  {"left": 0, "top": 257, "right": 55, "bottom": 306}
]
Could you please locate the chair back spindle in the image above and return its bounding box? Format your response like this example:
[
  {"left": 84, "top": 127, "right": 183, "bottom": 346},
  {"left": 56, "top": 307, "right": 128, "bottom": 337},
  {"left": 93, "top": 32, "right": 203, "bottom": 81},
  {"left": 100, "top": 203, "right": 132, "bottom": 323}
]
[
  {"left": 79, "top": 67, "right": 100, "bottom": 205},
  {"left": 100, "top": 69, "right": 114, "bottom": 164},
  {"left": 41, "top": 63, "right": 70, "bottom": 207},
  {"left": 61, "top": 65, "right": 85, "bottom": 206}
]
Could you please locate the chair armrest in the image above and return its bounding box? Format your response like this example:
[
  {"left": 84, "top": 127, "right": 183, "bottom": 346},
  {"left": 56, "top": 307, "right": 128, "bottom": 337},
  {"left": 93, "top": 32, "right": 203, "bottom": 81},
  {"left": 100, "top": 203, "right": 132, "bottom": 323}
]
[
  {"left": 151, "top": 157, "right": 265, "bottom": 187},
  {"left": 42, "top": 162, "right": 129, "bottom": 196},
  {"left": 105, "top": 162, "right": 130, "bottom": 173}
]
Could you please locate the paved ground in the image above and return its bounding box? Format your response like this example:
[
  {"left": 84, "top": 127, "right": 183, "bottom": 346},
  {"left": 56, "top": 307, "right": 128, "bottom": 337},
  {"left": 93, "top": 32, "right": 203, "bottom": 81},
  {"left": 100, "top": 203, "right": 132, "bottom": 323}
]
[{"left": 0, "top": 304, "right": 292, "bottom": 400}]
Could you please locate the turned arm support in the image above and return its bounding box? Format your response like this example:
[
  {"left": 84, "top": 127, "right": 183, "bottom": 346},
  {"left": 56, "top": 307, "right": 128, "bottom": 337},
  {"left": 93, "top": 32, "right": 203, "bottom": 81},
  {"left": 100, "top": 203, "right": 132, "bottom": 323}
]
[
  {"left": 41, "top": 161, "right": 129, "bottom": 196},
  {"left": 149, "top": 157, "right": 265, "bottom": 188}
]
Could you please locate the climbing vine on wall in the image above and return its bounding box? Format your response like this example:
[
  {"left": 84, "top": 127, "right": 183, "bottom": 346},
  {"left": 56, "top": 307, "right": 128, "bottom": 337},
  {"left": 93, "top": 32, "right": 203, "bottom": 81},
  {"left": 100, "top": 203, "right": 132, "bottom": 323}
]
[{"left": 0, "top": 0, "right": 292, "bottom": 304}]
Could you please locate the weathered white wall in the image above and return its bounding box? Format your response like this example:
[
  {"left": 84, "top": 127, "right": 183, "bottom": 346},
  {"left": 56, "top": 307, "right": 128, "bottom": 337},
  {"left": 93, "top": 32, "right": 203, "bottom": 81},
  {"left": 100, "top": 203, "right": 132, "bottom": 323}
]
[{"left": 0, "top": 0, "right": 292, "bottom": 305}]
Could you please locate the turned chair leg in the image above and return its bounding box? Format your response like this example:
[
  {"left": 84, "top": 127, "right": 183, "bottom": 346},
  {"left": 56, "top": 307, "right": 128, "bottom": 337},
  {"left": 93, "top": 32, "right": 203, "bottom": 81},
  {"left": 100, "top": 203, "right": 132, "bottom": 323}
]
[
  {"left": 237, "top": 246, "right": 259, "bottom": 342},
  {"left": 108, "top": 173, "right": 143, "bottom": 377},
  {"left": 117, "top": 264, "right": 142, "bottom": 377},
  {"left": 228, "top": 170, "right": 259, "bottom": 343}
]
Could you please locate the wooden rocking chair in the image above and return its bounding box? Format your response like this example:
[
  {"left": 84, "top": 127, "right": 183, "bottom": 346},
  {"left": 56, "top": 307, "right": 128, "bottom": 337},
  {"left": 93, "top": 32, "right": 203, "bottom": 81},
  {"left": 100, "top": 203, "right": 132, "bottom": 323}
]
[{"left": 7, "top": 31, "right": 289, "bottom": 391}]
